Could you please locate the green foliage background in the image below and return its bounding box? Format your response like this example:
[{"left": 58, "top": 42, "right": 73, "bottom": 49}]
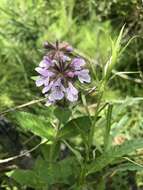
[{"left": 0, "top": 0, "right": 143, "bottom": 189}]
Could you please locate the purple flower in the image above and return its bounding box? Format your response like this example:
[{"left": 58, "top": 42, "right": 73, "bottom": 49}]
[{"left": 35, "top": 41, "right": 91, "bottom": 106}]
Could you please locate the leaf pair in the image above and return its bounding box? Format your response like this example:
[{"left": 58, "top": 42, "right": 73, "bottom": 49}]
[{"left": 16, "top": 111, "right": 92, "bottom": 140}]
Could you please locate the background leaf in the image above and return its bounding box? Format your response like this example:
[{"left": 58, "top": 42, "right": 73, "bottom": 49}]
[
  {"left": 16, "top": 111, "right": 55, "bottom": 139},
  {"left": 59, "top": 116, "right": 92, "bottom": 139},
  {"left": 87, "top": 139, "right": 143, "bottom": 175},
  {"left": 54, "top": 107, "right": 72, "bottom": 123}
]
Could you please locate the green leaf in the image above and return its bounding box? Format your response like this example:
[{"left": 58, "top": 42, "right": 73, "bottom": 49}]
[
  {"left": 7, "top": 156, "right": 79, "bottom": 187},
  {"left": 59, "top": 116, "right": 92, "bottom": 139},
  {"left": 114, "top": 162, "right": 143, "bottom": 172},
  {"left": 104, "top": 104, "right": 113, "bottom": 151},
  {"left": 87, "top": 139, "right": 143, "bottom": 175},
  {"left": 31, "top": 76, "right": 39, "bottom": 81},
  {"left": 33, "top": 157, "right": 79, "bottom": 185},
  {"left": 41, "top": 143, "right": 60, "bottom": 162},
  {"left": 16, "top": 112, "right": 55, "bottom": 139},
  {"left": 104, "top": 25, "right": 125, "bottom": 79},
  {"left": 54, "top": 107, "right": 72, "bottom": 123},
  {"left": 7, "top": 170, "right": 38, "bottom": 187}
]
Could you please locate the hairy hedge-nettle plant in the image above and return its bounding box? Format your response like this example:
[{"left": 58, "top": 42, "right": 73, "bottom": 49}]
[
  {"left": 35, "top": 41, "right": 91, "bottom": 106},
  {"left": 8, "top": 27, "right": 142, "bottom": 190},
  {"left": 32, "top": 29, "right": 127, "bottom": 188}
]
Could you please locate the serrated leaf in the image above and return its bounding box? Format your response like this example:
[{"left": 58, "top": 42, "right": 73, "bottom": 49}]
[
  {"left": 16, "top": 112, "right": 55, "bottom": 139},
  {"left": 59, "top": 116, "right": 92, "bottom": 139},
  {"left": 34, "top": 157, "right": 78, "bottom": 185},
  {"left": 7, "top": 169, "right": 38, "bottom": 187},
  {"left": 54, "top": 107, "right": 71, "bottom": 123},
  {"left": 87, "top": 139, "right": 143, "bottom": 175}
]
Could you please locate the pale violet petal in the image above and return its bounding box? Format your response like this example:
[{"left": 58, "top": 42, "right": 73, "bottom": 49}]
[
  {"left": 43, "top": 77, "right": 50, "bottom": 86},
  {"left": 42, "top": 81, "right": 53, "bottom": 93},
  {"left": 67, "top": 93, "right": 78, "bottom": 102},
  {"left": 66, "top": 82, "right": 78, "bottom": 102},
  {"left": 53, "top": 78, "right": 62, "bottom": 87},
  {"left": 75, "top": 69, "right": 91, "bottom": 83},
  {"left": 42, "top": 85, "right": 50, "bottom": 93},
  {"left": 51, "top": 89, "right": 64, "bottom": 100},
  {"left": 71, "top": 58, "right": 86, "bottom": 70},
  {"left": 35, "top": 77, "right": 44, "bottom": 87},
  {"left": 35, "top": 67, "right": 55, "bottom": 77},
  {"left": 49, "top": 84, "right": 65, "bottom": 101},
  {"left": 68, "top": 82, "right": 78, "bottom": 95},
  {"left": 39, "top": 57, "right": 53, "bottom": 68}
]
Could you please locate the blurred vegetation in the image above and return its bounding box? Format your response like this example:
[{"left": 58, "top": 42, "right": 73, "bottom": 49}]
[{"left": 0, "top": 0, "right": 143, "bottom": 189}]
